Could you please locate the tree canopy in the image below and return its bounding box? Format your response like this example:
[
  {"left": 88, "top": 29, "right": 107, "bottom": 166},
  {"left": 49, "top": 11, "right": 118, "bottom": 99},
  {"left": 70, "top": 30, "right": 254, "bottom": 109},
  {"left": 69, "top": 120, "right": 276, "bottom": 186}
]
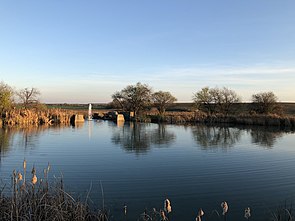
[
  {"left": 193, "top": 87, "right": 240, "bottom": 115},
  {"left": 0, "top": 81, "right": 14, "bottom": 113},
  {"left": 152, "top": 91, "right": 177, "bottom": 115},
  {"left": 112, "top": 82, "right": 152, "bottom": 117},
  {"left": 251, "top": 91, "right": 282, "bottom": 114}
]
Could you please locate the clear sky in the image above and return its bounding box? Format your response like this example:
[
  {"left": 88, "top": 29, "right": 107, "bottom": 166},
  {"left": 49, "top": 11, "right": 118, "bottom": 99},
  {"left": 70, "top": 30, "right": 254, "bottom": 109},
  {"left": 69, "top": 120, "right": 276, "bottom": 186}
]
[{"left": 0, "top": 0, "right": 295, "bottom": 103}]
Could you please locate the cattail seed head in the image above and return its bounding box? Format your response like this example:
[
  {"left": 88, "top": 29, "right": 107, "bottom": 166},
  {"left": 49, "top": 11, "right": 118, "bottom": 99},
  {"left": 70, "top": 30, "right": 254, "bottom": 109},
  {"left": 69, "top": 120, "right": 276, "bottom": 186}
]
[
  {"left": 221, "top": 201, "right": 229, "bottom": 215},
  {"left": 198, "top": 208, "right": 204, "bottom": 217},
  {"left": 123, "top": 205, "right": 127, "bottom": 215},
  {"left": 17, "top": 172, "right": 23, "bottom": 181},
  {"left": 32, "top": 174, "right": 37, "bottom": 185},
  {"left": 164, "top": 198, "right": 172, "bottom": 213},
  {"left": 23, "top": 159, "right": 27, "bottom": 170},
  {"left": 196, "top": 208, "right": 205, "bottom": 221},
  {"left": 244, "top": 207, "right": 251, "bottom": 219},
  {"left": 160, "top": 210, "right": 166, "bottom": 219},
  {"left": 47, "top": 163, "right": 51, "bottom": 172}
]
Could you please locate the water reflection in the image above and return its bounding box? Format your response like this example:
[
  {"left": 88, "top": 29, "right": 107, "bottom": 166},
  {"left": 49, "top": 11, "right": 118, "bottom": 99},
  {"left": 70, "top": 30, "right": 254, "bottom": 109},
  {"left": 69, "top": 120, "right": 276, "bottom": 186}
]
[
  {"left": 0, "top": 126, "right": 63, "bottom": 155},
  {"left": 191, "top": 125, "right": 242, "bottom": 149},
  {"left": 15, "top": 127, "right": 44, "bottom": 149},
  {"left": 0, "top": 129, "right": 12, "bottom": 159},
  {"left": 111, "top": 123, "right": 176, "bottom": 154},
  {"left": 249, "top": 127, "right": 284, "bottom": 148},
  {"left": 191, "top": 124, "right": 290, "bottom": 149}
]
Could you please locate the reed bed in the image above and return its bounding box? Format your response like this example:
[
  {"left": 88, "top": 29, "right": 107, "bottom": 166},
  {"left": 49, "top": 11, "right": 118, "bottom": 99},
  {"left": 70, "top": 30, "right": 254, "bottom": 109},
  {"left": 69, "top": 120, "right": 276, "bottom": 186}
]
[
  {"left": 0, "top": 160, "right": 108, "bottom": 221},
  {"left": 1, "top": 160, "right": 294, "bottom": 221},
  {"left": 1, "top": 109, "right": 75, "bottom": 127},
  {"left": 148, "top": 111, "right": 295, "bottom": 130}
]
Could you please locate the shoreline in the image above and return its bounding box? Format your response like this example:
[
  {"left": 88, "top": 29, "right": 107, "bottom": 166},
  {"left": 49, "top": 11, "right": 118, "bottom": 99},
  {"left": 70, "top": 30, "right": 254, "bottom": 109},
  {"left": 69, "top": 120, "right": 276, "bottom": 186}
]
[{"left": 1, "top": 108, "right": 295, "bottom": 131}]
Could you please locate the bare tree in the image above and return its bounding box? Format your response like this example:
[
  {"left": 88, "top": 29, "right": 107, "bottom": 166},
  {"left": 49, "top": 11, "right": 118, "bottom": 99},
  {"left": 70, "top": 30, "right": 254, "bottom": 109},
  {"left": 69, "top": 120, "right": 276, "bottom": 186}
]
[
  {"left": 152, "top": 91, "right": 177, "bottom": 115},
  {"left": 193, "top": 87, "right": 214, "bottom": 114},
  {"left": 251, "top": 91, "right": 282, "bottom": 114},
  {"left": 193, "top": 87, "right": 240, "bottom": 115},
  {"left": 112, "top": 91, "right": 126, "bottom": 110},
  {"left": 219, "top": 87, "right": 241, "bottom": 115},
  {"left": 17, "top": 87, "right": 40, "bottom": 109}
]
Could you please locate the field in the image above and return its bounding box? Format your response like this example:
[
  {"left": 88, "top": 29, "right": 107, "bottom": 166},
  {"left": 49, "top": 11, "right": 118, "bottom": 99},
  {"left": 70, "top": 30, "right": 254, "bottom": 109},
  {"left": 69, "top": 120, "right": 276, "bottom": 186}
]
[{"left": 46, "top": 102, "right": 295, "bottom": 116}]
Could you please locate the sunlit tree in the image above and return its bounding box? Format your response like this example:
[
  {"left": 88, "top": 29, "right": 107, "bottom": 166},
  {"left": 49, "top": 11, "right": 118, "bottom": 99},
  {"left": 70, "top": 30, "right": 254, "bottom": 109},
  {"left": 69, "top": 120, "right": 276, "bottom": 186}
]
[
  {"left": 0, "top": 81, "right": 14, "bottom": 113},
  {"left": 193, "top": 87, "right": 240, "bottom": 115},
  {"left": 17, "top": 87, "right": 41, "bottom": 109},
  {"left": 112, "top": 82, "right": 152, "bottom": 117}
]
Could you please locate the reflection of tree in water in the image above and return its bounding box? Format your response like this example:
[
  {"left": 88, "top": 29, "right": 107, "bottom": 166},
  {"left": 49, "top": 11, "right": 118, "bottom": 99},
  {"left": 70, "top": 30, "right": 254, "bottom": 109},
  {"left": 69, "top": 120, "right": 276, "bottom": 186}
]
[
  {"left": 191, "top": 125, "right": 242, "bottom": 149},
  {"left": 0, "top": 129, "right": 12, "bottom": 160},
  {"left": 250, "top": 127, "right": 284, "bottom": 148},
  {"left": 1, "top": 126, "right": 61, "bottom": 158},
  {"left": 150, "top": 124, "right": 176, "bottom": 146},
  {"left": 16, "top": 126, "right": 47, "bottom": 149},
  {"left": 111, "top": 123, "right": 176, "bottom": 154}
]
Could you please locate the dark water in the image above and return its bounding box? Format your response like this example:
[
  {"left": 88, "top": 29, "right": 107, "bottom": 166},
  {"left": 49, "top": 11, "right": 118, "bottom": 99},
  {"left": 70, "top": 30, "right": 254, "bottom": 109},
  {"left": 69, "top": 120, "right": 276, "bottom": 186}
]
[{"left": 1, "top": 121, "right": 295, "bottom": 220}]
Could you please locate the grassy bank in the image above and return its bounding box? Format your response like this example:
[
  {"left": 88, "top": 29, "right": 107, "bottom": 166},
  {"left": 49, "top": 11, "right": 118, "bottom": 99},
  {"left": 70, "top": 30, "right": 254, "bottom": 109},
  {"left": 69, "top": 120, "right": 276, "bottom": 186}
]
[
  {"left": 148, "top": 112, "right": 295, "bottom": 129},
  {"left": 1, "top": 109, "right": 75, "bottom": 127},
  {"left": 1, "top": 102, "right": 295, "bottom": 129}
]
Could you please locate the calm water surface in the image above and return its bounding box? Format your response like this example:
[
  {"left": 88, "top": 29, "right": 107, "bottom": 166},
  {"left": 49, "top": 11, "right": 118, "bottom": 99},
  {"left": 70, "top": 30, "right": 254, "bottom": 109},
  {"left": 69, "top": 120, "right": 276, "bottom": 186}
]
[{"left": 1, "top": 121, "right": 295, "bottom": 220}]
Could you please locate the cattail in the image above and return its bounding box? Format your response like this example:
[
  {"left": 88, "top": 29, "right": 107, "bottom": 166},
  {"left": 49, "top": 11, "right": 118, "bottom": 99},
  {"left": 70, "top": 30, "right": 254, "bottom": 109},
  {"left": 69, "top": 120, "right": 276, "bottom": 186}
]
[
  {"left": 164, "top": 198, "right": 172, "bottom": 213},
  {"left": 123, "top": 204, "right": 127, "bottom": 215},
  {"left": 47, "top": 162, "right": 51, "bottom": 172},
  {"left": 32, "top": 174, "right": 37, "bottom": 185},
  {"left": 196, "top": 208, "right": 205, "bottom": 221},
  {"left": 31, "top": 165, "right": 36, "bottom": 175},
  {"left": 13, "top": 169, "right": 16, "bottom": 179},
  {"left": 23, "top": 159, "right": 27, "bottom": 170},
  {"left": 17, "top": 172, "right": 23, "bottom": 181},
  {"left": 160, "top": 210, "right": 167, "bottom": 221},
  {"left": 221, "top": 201, "right": 229, "bottom": 215},
  {"left": 244, "top": 207, "right": 251, "bottom": 219}
]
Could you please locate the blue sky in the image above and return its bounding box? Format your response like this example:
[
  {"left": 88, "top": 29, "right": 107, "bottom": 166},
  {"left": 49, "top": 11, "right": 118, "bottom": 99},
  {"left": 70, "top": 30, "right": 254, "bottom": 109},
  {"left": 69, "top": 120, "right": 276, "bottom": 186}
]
[{"left": 0, "top": 0, "right": 295, "bottom": 103}]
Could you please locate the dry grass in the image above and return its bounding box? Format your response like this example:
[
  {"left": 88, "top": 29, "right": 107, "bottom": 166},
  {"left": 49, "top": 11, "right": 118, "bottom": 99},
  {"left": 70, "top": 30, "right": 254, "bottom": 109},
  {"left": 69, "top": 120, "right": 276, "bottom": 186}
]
[
  {"left": 2, "top": 109, "right": 75, "bottom": 127},
  {"left": 0, "top": 160, "right": 109, "bottom": 221}
]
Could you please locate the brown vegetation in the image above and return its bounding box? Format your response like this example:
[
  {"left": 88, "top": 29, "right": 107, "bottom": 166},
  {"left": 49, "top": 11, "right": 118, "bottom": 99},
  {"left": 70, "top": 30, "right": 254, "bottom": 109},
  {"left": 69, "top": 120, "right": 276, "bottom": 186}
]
[
  {"left": 0, "top": 160, "right": 108, "bottom": 221},
  {"left": 1, "top": 109, "right": 74, "bottom": 127},
  {"left": 148, "top": 110, "right": 295, "bottom": 129}
]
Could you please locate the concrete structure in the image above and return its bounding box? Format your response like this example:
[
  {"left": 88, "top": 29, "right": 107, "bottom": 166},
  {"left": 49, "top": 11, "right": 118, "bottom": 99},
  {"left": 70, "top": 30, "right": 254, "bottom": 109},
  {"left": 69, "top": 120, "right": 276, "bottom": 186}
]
[
  {"left": 117, "top": 114, "right": 125, "bottom": 122},
  {"left": 70, "top": 114, "right": 84, "bottom": 125}
]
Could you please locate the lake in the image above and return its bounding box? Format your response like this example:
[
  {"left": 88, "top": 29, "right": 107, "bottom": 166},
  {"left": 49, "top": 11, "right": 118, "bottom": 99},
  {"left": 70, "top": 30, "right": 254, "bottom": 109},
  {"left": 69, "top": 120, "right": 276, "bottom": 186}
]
[{"left": 1, "top": 120, "right": 295, "bottom": 220}]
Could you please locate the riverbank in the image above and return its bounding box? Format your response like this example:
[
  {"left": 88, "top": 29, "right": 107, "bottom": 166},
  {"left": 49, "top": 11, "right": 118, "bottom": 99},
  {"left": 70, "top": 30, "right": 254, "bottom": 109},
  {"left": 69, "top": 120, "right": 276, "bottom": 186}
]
[
  {"left": 1, "top": 107, "right": 295, "bottom": 131},
  {"left": 148, "top": 111, "right": 295, "bottom": 130},
  {"left": 0, "top": 109, "right": 74, "bottom": 127}
]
